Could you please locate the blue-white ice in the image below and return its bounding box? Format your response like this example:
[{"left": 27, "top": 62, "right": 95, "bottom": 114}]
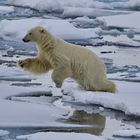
[{"left": 0, "top": 0, "right": 140, "bottom": 140}]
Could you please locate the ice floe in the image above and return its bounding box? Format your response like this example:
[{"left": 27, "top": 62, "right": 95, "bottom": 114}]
[
  {"left": 16, "top": 132, "right": 105, "bottom": 140},
  {"left": 0, "top": 5, "right": 14, "bottom": 14},
  {"left": 113, "top": 129, "right": 140, "bottom": 138},
  {"left": 0, "top": 129, "right": 9, "bottom": 136},
  {"left": 62, "top": 80, "right": 140, "bottom": 116},
  {"left": 98, "top": 12, "right": 140, "bottom": 29},
  {"left": 8, "top": 0, "right": 140, "bottom": 12},
  {"left": 0, "top": 18, "right": 97, "bottom": 41}
]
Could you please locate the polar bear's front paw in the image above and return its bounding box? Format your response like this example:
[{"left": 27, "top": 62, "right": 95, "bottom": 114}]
[
  {"left": 17, "top": 59, "right": 30, "bottom": 68},
  {"left": 18, "top": 60, "right": 24, "bottom": 68}
]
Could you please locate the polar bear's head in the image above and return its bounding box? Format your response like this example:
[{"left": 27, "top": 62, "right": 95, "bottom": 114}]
[{"left": 22, "top": 26, "right": 51, "bottom": 44}]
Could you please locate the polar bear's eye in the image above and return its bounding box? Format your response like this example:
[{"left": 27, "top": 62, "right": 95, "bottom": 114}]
[
  {"left": 40, "top": 29, "right": 45, "bottom": 33},
  {"left": 29, "top": 32, "right": 32, "bottom": 35}
]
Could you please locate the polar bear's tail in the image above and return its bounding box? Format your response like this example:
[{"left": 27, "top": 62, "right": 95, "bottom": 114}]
[{"left": 104, "top": 80, "right": 116, "bottom": 93}]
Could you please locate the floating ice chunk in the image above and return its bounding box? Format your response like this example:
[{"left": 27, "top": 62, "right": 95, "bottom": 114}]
[
  {"left": 0, "top": 6, "right": 14, "bottom": 14},
  {"left": 113, "top": 129, "right": 140, "bottom": 138},
  {"left": 71, "top": 16, "right": 105, "bottom": 28},
  {"left": 111, "top": 0, "right": 140, "bottom": 10},
  {"left": 0, "top": 130, "right": 9, "bottom": 136},
  {"left": 98, "top": 12, "right": 140, "bottom": 29}
]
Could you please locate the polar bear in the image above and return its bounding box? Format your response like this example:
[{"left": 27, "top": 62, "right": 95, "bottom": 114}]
[{"left": 18, "top": 26, "right": 116, "bottom": 93}]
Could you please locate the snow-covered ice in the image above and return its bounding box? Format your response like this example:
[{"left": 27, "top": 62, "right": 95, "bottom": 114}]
[
  {"left": 8, "top": 0, "right": 140, "bottom": 12},
  {"left": 8, "top": 0, "right": 64, "bottom": 13},
  {"left": 110, "top": 0, "right": 140, "bottom": 10},
  {"left": 97, "top": 12, "right": 140, "bottom": 47},
  {"left": 7, "top": 0, "right": 131, "bottom": 18},
  {"left": 62, "top": 80, "right": 140, "bottom": 116},
  {"left": 0, "top": 83, "right": 72, "bottom": 127},
  {"left": 103, "top": 35, "right": 140, "bottom": 48},
  {"left": 0, "top": 98, "right": 70, "bottom": 127},
  {"left": 0, "top": 5, "right": 14, "bottom": 14},
  {"left": 7, "top": 0, "right": 110, "bottom": 10},
  {"left": 0, "top": 65, "right": 76, "bottom": 127},
  {"left": 113, "top": 129, "right": 140, "bottom": 138},
  {"left": 0, "top": 66, "right": 71, "bottom": 127},
  {"left": 0, "top": 18, "right": 97, "bottom": 41},
  {"left": 17, "top": 132, "right": 105, "bottom": 140},
  {"left": 0, "top": 62, "right": 140, "bottom": 128},
  {"left": 71, "top": 16, "right": 105, "bottom": 28},
  {"left": 90, "top": 44, "right": 140, "bottom": 66},
  {"left": 98, "top": 12, "right": 140, "bottom": 29},
  {"left": 0, "top": 130, "right": 9, "bottom": 136},
  {"left": 0, "top": 0, "right": 140, "bottom": 139},
  {"left": 62, "top": 7, "right": 126, "bottom": 18}
]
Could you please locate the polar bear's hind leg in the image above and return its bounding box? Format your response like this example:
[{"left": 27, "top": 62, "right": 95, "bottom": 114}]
[{"left": 94, "top": 80, "right": 116, "bottom": 93}]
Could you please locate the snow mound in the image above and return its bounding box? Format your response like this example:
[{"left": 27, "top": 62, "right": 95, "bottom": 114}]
[
  {"left": 0, "top": 18, "right": 97, "bottom": 41},
  {"left": 113, "top": 130, "right": 140, "bottom": 138},
  {"left": 17, "top": 132, "right": 105, "bottom": 140}
]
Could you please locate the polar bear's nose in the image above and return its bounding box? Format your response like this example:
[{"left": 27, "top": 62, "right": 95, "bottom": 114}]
[
  {"left": 22, "top": 38, "right": 26, "bottom": 42},
  {"left": 22, "top": 38, "right": 30, "bottom": 42}
]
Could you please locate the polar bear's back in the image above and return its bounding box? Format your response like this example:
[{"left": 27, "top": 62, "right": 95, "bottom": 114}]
[{"left": 54, "top": 37, "right": 107, "bottom": 81}]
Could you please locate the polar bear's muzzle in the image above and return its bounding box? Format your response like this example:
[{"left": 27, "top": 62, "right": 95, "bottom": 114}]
[{"left": 22, "top": 36, "right": 30, "bottom": 42}]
